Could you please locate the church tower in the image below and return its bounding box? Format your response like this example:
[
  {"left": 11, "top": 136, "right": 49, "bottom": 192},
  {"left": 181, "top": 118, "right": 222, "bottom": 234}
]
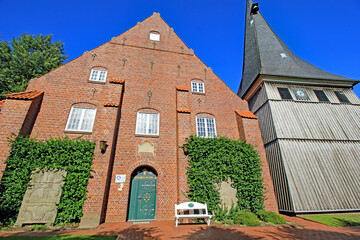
[{"left": 239, "top": 0, "right": 360, "bottom": 213}]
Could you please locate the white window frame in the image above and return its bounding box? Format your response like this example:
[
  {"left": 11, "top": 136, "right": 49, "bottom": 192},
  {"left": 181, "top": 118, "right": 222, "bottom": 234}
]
[
  {"left": 135, "top": 112, "right": 160, "bottom": 136},
  {"left": 149, "top": 32, "right": 160, "bottom": 41},
  {"left": 89, "top": 69, "right": 108, "bottom": 82},
  {"left": 196, "top": 116, "right": 217, "bottom": 138},
  {"left": 191, "top": 81, "right": 205, "bottom": 93},
  {"left": 65, "top": 107, "right": 97, "bottom": 132}
]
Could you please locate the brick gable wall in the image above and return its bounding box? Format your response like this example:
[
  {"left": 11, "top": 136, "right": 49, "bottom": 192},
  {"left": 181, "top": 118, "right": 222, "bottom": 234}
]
[{"left": 0, "top": 13, "right": 277, "bottom": 227}]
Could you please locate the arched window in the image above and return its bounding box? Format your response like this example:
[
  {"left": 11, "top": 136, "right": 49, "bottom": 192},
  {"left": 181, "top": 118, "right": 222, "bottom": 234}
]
[
  {"left": 196, "top": 114, "right": 216, "bottom": 137},
  {"left": 149, "top": 31, "right": 160, "bottom": 41},
  {"left": 135, "top": 109, "right": 160, "bottom": 136},
  {"left": 191, "top": 80, "right": 205, "bottom": 93},
  {"left": 89, "top": 68, "right": 108, "bottom": 82},
  {"left": 65, "top": 105, "right": 96, "bottom": 132}
]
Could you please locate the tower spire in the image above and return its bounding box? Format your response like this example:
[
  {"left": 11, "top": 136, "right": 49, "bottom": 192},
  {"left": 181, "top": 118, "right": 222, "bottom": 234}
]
[{"left": 238, "top": 1, "right": 356, "bottom": 97}]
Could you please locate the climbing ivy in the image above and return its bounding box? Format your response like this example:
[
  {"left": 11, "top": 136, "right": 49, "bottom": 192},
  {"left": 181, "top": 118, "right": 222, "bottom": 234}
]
[
  {"left": 0, "top": 136, "right": 95, "bottom": 226},
  {"left": 186, "top": 135, "right": 264, "bottom": 214}
]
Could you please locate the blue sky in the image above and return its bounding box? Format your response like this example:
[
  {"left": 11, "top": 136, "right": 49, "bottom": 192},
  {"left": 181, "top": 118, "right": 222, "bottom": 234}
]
[{"left": 1, "top": 0, "right": 359, "bottom": 97}]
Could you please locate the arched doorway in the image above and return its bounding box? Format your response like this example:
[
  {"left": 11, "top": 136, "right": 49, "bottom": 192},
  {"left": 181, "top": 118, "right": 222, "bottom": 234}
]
[{"left": 128, "top": 167, "right": 157, "bottom": 221}]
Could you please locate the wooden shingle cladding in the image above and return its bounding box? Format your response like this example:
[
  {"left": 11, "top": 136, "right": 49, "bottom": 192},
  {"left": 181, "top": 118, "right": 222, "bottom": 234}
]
[
  {"left": 279, "top": 139, "right": 360, "bottom": 212},
  {"left": 248, "top": 82, "right": 360, "bottom": 213}
]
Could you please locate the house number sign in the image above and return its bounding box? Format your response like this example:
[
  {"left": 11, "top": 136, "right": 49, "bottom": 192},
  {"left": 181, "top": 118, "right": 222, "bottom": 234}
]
[{"left": 115, "top": 174, "right": 126, "bottom": 183}]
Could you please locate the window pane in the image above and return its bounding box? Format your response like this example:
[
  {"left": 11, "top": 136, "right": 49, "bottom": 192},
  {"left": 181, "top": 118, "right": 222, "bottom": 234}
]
[
  {"left": 148, "top": 113, "right": 158, "bottom": 135},
  {"left": 80, "top": 109, "right": 96, "bottom": 131},
  {"left": 198, "top": 83, "right": 204, "bottom": 93},
  {"left": 90, "top": 70, "right": 99, "bottom": 81},
  {"left": 136, "top": 113, "right": 147, "bottom": 134},
  {"left": 206, "top": 118, "right": 216, "bottom": 137},
  {"left": 98, "top": 71, "right": 106, "bottom": 82},
  {"left": 197, "top": 118, "right": 206, "bottom": 137},
  {"left": 192, "top": 82, "right": 198, "bottom": 92},
  {"left": 67, "top": 108, "right": 82, "bottom": 130}
]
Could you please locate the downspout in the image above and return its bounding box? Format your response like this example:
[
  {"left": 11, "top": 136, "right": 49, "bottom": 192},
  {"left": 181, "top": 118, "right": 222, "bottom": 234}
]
[{"left": 100, "top": 82, "right": 125, "bottom": 223}]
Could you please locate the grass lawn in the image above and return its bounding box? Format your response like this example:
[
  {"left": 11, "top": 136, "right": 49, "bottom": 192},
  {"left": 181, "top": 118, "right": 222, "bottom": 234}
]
[
  {"left": 0, "top": 236, "right": 116, "bottom": 240},
  {"left": 301, "top": 213, "right": 360, "bottom": 227}
]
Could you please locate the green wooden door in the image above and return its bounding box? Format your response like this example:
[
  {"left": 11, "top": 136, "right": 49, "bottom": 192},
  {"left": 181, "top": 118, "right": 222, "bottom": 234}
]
[{"left": 128, "top": 169, "right": 157, "bottom": 220}]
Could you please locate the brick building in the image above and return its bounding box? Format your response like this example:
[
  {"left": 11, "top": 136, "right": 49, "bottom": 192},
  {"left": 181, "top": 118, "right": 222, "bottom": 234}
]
[{"left": 0, "top": 13, "right": 277, "bottom": 227}]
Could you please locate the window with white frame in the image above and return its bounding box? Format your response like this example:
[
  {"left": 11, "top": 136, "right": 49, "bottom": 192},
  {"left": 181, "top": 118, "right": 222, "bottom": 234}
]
[
  {"left": 89, "top": 69, "right": 107, "bottom": 82},
  {"left": 191, "top": 81, "right": 205, "bottom": 93},
  {"left": 136, "top": 112, "right": 159, "bottom": 135},
  {"left": 65, "top": 107, "right": 96, "bottom": 132},
  {"left": 149, "top": 32, "right": 160, "bottom": 41},
  {"left": 196, "top": 116, "right": 216, "bottom": 137}
]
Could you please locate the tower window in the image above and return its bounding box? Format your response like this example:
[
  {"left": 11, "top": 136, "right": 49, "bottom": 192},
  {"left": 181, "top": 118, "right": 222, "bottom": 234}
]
[
  {"left": 314, "top": 90, "right": 330, "bottom": 102},
  {"left": 334, "top": 91, "right": 350, "bottom": 103},
  {"left": 277, "top": 87, "right": 293, "bottom": 100},
  {"left": 149, "top": 32, "right": 160, "bottom": 41}
]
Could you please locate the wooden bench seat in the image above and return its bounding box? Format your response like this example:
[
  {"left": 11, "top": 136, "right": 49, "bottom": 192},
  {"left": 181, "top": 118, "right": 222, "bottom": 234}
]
[{"left": 175, "top": 202, "right": 212, "bottom": 227}]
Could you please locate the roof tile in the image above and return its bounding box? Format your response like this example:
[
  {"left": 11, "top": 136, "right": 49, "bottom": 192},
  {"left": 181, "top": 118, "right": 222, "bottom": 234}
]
[
  {"left": 109, "top": 79, "right": 125, "bottom": 84},
  {"left": 104, "top": 102, "right": 119, "bottom": 107},
  {"left": 235, "top": 110, "right": 257, "bottom": 119},
  {"left": 0, "top": 100, "right": 5, "bottom": 110},
  {"left": 177, "top": 109, "right": 191, "bottom": 114},
  {"left": 4, "top": 90, "right": 43, "bottom": 100},
  {"left": 176, "top": 86, "right": 189, "bottom": 92}
]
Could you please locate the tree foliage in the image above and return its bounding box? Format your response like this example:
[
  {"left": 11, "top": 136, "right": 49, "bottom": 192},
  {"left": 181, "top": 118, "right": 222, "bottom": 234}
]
[
  {"left": 0, "top": 136, "right": 95, "bottom": 226},
  {"left": 0, "top": 33, "right": 67, "bottom": 97},
  {"left": 186, "top": 135, "right": 265, "bottom": 215}
]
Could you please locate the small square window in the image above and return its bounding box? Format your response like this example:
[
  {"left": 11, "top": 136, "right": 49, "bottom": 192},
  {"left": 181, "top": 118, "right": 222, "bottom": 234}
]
[
  {"left": 65, "top": 107, "right": 96, "bottom": 132},
  {"left": 89, "top": 69, "right": 107, "bottom": 82},
  {"left": 196, "top": 117, "right": 216, "bottom": 137},
  {"left": 191, "top": 81, "right": 205, "bottom": 93},
  {"left": 314, "top": 90, "right": 330, "bottom": 102},
  {"left": 149, "top": 32, "right": 160, "bottom": 41},
  {"left": 136, "top": 112, "right": 159, "bottom": 135},
  {"left": 277, "top": 87, "right": 293, "bottom": 100},
  {"left": 334, "top": 91, "right": 350, "bottom": 103}
]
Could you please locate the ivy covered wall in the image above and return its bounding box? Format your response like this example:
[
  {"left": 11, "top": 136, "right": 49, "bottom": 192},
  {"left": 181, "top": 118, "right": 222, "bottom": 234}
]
[
  {"left": 186, "top": 136, "right": 264, "bottom": 213},
  {"left": 0, "top": 136, "right": 95, "bottom": 226}
]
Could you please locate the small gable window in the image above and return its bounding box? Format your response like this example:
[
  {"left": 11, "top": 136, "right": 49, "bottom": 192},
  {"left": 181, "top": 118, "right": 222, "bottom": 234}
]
[
  {"left": 149, "top": 32, "right": 160, "bottom": 41},
  {"left": 334, "top": 91, "right": 350, "bottom": 103},
  {"left": 136, "top": 112, "right": 160, "bottom": 136},
  {"left": 314, "top": 90, "right": 330, "bottom": 102},
  {"left": 196, "top": 116, "right": 216, "bottom": 138},
  {"left": 89, "top": 69, "right": 107, "bottom": 82},
  {"left": 191, "top": 81, "right": 205, "bottom": 93},
  {"left": 65, "top": 107, "right": 96, "bottom": 132},
  {"left": 277, "top": 87, "right": 293, "bottom": 100}
]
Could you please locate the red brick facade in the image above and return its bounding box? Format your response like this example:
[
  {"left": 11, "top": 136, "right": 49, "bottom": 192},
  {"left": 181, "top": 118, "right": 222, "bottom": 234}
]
[{"left": 0, "top": 13, "right": 277, "bottom": 227}]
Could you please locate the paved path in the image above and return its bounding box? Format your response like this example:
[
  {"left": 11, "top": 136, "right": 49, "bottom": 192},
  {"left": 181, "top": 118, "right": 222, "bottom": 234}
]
[{"left": 1, "top": 215, "right": 360, "bottom": 239}]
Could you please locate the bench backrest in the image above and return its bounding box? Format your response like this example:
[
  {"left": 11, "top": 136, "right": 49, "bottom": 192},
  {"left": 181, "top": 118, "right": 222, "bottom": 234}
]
[{"left": 175, "top": 202, "right": 209, "bottom": 216}]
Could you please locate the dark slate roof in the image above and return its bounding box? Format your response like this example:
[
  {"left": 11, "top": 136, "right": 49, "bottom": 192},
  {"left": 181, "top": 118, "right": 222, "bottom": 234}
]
[{"left": 238, "top": 0, "right": 356, "bottom": 97}]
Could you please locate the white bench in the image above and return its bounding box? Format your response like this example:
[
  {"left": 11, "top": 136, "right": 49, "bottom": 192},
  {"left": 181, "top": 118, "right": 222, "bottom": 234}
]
[{"left": 175, "top": 202, "right": 212, "bottom": 226}]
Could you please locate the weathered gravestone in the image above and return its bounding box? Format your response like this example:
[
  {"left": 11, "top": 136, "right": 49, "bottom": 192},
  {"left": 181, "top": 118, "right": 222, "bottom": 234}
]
[
  {"left": 216, "top": 178, "right": 238, "bottom": 210},
  {"left": 15, "top": 169, "right": 67, "bottom": 226}
]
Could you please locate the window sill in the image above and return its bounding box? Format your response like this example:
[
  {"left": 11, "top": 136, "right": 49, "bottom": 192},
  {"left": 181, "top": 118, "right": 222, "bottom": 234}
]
[
  {"left": 88, "top": 80, "right": 106, "bottom": 84},
  {"left": 192, "top": 92, "right": 205, "bottom": 95},
  {"left": 135, "top": 134, "right": 159, "bottom": 138},
  {"left": 64, "top": 130, "right": 93, "bottom": 135}
]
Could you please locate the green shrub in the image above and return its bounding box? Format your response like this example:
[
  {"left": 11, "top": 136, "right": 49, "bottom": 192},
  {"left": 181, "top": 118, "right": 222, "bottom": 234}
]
[
  {"left": 257, "top": 210, "right": 286, "bottom": 224},
  {"left": 233, "top": 211, "right": 260, "bottom": 226}
]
